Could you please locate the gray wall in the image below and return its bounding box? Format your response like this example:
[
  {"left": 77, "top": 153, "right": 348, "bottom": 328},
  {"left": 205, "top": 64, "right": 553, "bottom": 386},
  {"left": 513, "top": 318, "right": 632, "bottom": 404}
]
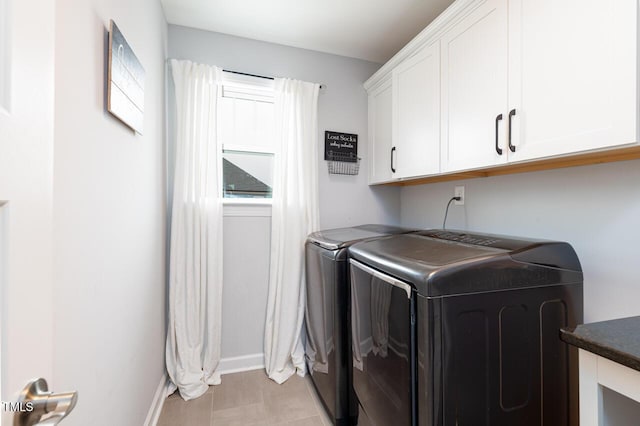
[
  {"left": 221, "top": 213, "right": 271, "bottom": 359},
  {"left": 400, "top": 159, "right": 640, "bottom": 323},
  {"left": 168, "top": 25, "right": 401, "bottom": 366},
  {"left": 168, "top": 25, "right": 401, "bottom": 229},
  {"left": 602, "top": 386, "right": 640, "bottom": 426}
]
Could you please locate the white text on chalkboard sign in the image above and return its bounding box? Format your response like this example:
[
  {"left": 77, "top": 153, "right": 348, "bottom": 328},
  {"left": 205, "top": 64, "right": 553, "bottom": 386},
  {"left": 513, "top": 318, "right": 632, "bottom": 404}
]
[{"left": 324, "top": 131, "right": 358, "bottom": 163}]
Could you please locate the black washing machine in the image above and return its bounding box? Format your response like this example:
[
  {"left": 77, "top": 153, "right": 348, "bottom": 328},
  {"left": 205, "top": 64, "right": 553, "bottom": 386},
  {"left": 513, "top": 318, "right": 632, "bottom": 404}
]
[
  {"left": 348, "top": 230, "right": 583, "bottom": 426},
  {"left": 305, "top": 225, "right": 415, "bottom": 425}
]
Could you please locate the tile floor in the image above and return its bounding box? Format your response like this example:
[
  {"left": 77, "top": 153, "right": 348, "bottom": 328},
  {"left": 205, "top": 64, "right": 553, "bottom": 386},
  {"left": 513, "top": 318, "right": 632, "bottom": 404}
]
[{"left": 157, "top": 369, "right": 333, "bottom": 425}]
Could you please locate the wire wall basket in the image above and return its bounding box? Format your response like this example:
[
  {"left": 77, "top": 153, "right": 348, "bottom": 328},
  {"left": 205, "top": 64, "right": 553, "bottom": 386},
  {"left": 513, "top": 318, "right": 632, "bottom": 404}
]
[{"left": 326, "top": 151, "right": 361, "bottom": 175}]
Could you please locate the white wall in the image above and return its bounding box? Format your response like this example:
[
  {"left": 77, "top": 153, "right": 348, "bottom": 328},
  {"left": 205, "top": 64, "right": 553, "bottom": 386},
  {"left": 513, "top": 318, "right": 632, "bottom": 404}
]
[
  {"left": 400, "top": 159, "right": 640, "bottom": 323},
  {"left": 0, "top": 0, "right": 8, "bottom": 110},
  {"left": 53, "top": 1, "right": 167, "bottom": 425},
  {"left": 168, "top": 25, "right": 401, "bottom": 367}
]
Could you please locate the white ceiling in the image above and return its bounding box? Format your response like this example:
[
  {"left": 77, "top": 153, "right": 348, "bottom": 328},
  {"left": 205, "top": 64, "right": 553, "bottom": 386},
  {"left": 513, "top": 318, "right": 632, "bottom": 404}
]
[{"left": 160, "top": 0, "right": 456, "bottom": 63}]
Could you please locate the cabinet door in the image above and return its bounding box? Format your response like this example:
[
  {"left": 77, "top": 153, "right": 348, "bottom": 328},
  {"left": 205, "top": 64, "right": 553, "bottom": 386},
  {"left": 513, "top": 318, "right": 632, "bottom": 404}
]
[
  {"left": 393, "top": 42, "right": 441, "bottom": 179},
  {"left": 368, "top": 79, "right": 394, "bottom": 184},
  {"left": 441, "top": 0, "right": 509, "bottom": 172},
  {"left": 508, "top": 0, "right": 638, "bottom": 161}
]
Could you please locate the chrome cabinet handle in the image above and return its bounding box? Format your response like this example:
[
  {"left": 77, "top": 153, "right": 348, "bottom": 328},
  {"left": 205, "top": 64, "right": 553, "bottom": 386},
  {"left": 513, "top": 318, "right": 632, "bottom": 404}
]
[
  {"left": 495, "top": 113, "right": 503, "bottom": 155},
  {"left": 508, "top": 108, "right": 517, "bottom": 153},
  {"left": 14, "top": 378, "right": 78, "bottom": 426}
]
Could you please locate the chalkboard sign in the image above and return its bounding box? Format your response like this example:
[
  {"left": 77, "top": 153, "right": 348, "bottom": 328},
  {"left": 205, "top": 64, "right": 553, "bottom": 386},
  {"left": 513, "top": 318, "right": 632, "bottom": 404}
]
[{"left": 324, "top": 131, "right": 358, "bottom": 163}]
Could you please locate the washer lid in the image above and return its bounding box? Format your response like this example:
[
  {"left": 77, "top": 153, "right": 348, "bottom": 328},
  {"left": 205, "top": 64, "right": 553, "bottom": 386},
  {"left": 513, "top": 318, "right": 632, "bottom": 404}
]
[
  {"left": 307, "top": 224, "right": 413, "bottom": 250},
  {"left": 348, "top": 231, "right": 582, "bottom": 297}
]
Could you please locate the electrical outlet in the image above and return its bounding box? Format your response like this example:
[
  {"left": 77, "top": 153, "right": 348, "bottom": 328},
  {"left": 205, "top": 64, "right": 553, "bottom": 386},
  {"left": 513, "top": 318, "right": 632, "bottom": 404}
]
[{"left": 454, "top": 186, "right": 465, "bottom": 205}]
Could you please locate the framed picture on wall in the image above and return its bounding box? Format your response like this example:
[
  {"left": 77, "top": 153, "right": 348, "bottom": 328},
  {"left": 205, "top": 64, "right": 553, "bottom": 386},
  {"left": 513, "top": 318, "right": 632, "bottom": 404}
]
[{"left": 107, "top": 20, "right": 145, "bottom": 134}]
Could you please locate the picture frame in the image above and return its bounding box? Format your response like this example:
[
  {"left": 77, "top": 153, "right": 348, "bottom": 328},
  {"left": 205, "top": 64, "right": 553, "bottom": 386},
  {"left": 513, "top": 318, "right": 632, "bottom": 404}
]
[{"left": 107, "top": 20, "right": 145, "bottom": 134}]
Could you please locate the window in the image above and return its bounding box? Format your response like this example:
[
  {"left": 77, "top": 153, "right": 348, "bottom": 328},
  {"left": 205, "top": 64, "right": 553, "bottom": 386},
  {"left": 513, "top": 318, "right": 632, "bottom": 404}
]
[
  {"left": 222, "top": 150, "right": 273, "bottom": 198},
  {"left": 218, "top": 73, "right": 275, "bottom": 201}
]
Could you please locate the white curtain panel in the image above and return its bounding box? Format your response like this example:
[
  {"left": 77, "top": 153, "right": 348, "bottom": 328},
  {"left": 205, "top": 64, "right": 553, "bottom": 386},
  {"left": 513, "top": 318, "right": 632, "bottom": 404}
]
[
  {"left": 166, "top": 59, "right": 224, "bottom": 400},
  {"left": 265, "top": 78, "right": 321, "bottom": 384}
]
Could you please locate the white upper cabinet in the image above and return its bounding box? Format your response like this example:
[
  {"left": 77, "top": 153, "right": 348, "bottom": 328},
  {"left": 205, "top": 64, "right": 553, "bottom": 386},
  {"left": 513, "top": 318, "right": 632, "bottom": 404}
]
[
  {"left": 441, "top": 0, "right": 509, "bottom": 172},
  {"left": 393, "top": 42, "right": 441, "bottom": 179},
  {"left": 507, "top": 0, "right": 638, "bottom": 162},
  {"left": 368, "top": 78, "right": 394, "bottom": 184},
  {"left": 365, "top": 0, "right": 640, "bottom": 184}
]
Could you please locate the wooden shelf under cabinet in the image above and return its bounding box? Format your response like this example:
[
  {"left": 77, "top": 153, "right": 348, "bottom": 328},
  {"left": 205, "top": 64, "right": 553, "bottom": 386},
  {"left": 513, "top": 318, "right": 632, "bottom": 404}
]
[{"left": 376, "top": 145, "right": 640, "bottom": 187}]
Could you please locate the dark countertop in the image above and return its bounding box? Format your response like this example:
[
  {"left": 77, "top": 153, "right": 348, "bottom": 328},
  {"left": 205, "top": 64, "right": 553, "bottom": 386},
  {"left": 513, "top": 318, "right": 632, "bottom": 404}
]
[{"left": 560, "top": 316, "right": 640, "bottom": 372}]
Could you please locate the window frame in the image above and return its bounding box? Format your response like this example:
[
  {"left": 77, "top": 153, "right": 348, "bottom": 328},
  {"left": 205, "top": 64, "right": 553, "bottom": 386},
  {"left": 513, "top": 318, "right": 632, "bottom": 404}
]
[{"left": 218, "top": 72, "right": 276, "bottom": 206}]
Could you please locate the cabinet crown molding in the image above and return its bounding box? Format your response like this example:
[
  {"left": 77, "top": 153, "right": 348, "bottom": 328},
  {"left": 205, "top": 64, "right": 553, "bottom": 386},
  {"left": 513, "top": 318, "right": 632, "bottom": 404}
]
[{"left": 364, "top": 0, "right": 482, "bottom": 92}]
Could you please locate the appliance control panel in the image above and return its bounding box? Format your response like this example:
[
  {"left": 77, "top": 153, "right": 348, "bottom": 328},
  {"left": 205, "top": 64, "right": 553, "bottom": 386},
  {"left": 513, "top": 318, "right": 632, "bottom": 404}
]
[{"left": 422, "top": 231, "right": 500, "bottom": 247}]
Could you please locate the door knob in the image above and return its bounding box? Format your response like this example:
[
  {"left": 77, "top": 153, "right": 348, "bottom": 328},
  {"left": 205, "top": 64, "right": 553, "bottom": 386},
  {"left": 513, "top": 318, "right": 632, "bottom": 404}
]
[{"left": 13, "top": 378, "right": 77, "bottom": 426}]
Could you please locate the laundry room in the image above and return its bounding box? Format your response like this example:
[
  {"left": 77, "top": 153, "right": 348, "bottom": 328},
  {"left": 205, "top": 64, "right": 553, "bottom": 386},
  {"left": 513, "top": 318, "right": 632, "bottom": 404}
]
[{"left": 2, "top": 0, "right": 640, "bottom": 425}]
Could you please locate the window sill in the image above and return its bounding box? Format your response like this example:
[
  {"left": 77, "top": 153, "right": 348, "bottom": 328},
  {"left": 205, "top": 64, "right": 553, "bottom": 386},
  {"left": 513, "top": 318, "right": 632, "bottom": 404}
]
[{"left": 223, "top": 200, "right": 272, "bottom": 217}]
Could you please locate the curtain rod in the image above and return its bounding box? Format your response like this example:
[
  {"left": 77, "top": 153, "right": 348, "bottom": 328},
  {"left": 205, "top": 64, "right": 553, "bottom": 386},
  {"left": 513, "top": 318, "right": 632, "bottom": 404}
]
[
  {"left": 223, "top": 69, "right": 324, "bottom": 89},
  {"left": 166, "top": 60, "right": 324, "bottom": 89},
  {"left": 223, "top": 69, "right": 273, "bottom": 80}
]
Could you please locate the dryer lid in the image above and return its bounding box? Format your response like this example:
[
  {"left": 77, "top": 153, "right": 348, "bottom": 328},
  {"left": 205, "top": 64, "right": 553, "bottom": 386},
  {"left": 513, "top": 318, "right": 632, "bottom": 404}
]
[
  {"left": 307, "top": 224, "right": 414, "bottom": 250},
  {"left": 348, "top": 230, "right": 582, "bottom": 297}
]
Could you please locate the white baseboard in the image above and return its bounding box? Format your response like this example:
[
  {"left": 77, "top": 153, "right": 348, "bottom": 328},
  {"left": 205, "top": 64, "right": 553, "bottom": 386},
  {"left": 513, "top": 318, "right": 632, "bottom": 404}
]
[
  {"left": 144, "top": 372, "right": 171, "bottom": 426},
  {"left": 218, "top": 353, "right": 265, "bottom": 375}
]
